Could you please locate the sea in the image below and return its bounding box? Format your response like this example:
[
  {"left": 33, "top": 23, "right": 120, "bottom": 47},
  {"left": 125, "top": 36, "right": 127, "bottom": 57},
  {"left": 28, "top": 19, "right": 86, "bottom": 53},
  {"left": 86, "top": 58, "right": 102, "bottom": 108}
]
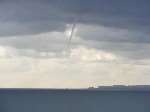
[{"left": 0, "top": 89, "right": 150, "bottom": 112}]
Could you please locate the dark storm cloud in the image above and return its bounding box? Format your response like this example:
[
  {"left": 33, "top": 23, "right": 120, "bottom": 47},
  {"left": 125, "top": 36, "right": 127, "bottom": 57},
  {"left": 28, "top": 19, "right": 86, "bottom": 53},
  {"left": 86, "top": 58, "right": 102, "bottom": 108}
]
[
  {"left": 0, "top": 0, "right": 150, "bottom": 60},
  {"left": 76, "top": 24, "right": 150, "bottom": 43},
  {"left": 0, "top": 0, "right": 150, "bottom": 37}
]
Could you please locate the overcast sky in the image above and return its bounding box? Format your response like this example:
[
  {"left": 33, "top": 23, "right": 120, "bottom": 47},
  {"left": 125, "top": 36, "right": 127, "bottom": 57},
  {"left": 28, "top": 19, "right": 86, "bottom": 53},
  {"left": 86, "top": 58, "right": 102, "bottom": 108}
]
[{"left": 0, "top": 0, "right": 150, "bottom": 88}]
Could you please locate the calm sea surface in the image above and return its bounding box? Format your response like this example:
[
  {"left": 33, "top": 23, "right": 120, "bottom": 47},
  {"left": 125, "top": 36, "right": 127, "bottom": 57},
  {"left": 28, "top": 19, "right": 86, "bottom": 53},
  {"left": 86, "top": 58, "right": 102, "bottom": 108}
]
[{"left": 0, "top": 89, "right": 150, "bottom": 112}]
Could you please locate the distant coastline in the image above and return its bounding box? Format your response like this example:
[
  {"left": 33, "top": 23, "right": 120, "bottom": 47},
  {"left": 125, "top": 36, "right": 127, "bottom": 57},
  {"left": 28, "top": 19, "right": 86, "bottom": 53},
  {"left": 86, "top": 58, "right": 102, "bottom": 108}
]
[
  {"left": 88, "top": 85, "right": 150, "bottom": 91},
  {"left": 0, "top": 85, "right": 150, "bottom": 91}
]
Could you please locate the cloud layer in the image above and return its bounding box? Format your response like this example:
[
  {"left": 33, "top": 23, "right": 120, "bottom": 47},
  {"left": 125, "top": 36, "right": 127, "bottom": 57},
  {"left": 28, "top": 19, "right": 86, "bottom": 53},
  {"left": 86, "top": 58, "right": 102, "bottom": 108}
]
[
  {"left": 0, "top": 0, "right": 150, "bottom": 88},
  {"left": 0, "top": 0, "right": 150, "bottom": 36}
]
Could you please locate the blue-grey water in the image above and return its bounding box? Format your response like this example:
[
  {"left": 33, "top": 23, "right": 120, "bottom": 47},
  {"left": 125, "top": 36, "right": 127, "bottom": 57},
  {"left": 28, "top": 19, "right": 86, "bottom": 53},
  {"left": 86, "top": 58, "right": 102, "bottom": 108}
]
[{"left": 0, "top": 89, "right": 150, "bottom": 112}]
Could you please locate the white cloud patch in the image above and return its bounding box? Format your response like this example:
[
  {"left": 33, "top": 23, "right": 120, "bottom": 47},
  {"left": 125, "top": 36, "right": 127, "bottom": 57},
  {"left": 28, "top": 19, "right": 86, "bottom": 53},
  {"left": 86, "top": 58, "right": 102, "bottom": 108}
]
[
  {"left": 0, "top": 45, "right": 150, "bottom": 88},
  {"left": 70, "top": 46, "right": 117, "bottom": 61}
]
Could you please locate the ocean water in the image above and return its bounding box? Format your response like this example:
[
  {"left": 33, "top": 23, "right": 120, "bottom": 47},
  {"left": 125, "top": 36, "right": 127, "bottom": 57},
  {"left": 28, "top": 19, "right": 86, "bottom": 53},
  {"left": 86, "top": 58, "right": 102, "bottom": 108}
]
[{"left": 0, "top": 89, "right": 150, "bottom": 112}]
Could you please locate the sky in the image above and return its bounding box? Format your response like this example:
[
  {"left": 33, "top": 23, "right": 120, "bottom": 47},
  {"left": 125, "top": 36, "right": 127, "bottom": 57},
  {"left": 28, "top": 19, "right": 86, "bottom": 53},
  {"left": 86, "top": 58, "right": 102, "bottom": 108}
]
[{"left": 0, "top": 0, "right": 150, "bottom": 88}]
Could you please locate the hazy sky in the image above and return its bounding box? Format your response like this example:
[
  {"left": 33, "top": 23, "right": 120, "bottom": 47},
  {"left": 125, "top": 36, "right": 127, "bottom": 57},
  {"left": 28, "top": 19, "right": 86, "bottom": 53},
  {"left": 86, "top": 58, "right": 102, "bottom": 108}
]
[{"left": 0, "top": 0, "right": 150, "bottom": 88}]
